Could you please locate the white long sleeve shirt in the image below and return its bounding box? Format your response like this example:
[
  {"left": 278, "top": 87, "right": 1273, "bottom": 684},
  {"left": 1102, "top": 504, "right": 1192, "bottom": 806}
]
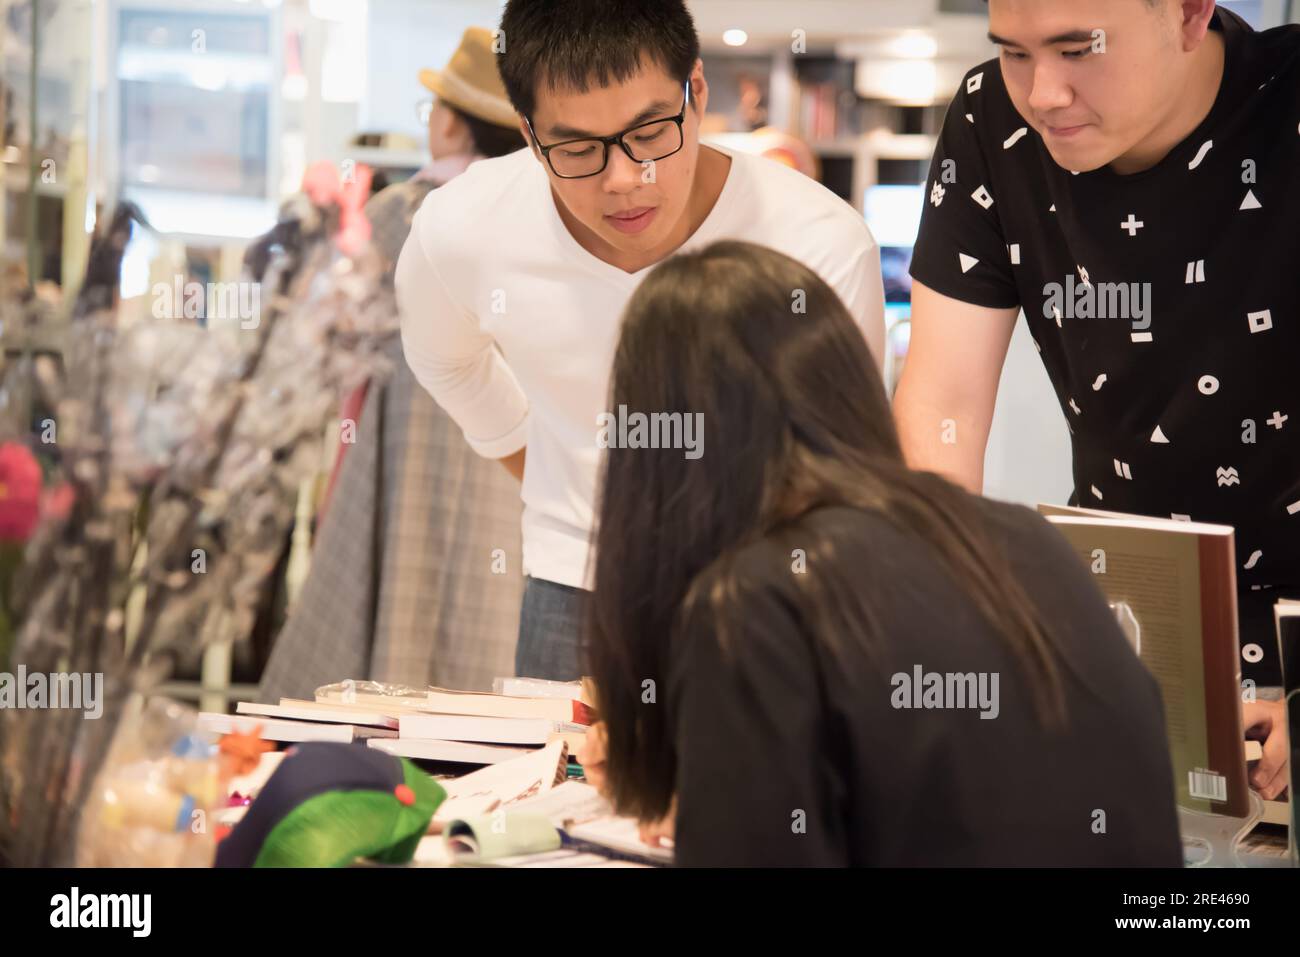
[{"left": 397, "top": 145, "right": 885, "bottom": 589}]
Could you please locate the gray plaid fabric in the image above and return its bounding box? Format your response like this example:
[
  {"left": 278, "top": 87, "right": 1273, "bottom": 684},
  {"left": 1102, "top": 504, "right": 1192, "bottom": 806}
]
[
  {"left": 366, "top": 178, "right": 436, "bottom": 264},
  {"left": 259, "top": 177, "right": 524, "bottom": 702}
]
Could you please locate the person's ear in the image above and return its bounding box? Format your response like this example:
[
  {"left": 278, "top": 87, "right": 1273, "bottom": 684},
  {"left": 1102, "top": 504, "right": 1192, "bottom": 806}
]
[
  {"left": 428, "top": 102, "right": 452, "bottom": 140},
  {"left": 443, "top": 108, "right": 472, "bottom": 152},
  {"left": 689, "top": 59, "right": 709, "bottom": 116},
  {"left": 517, "top": 116, "right": 538, "bottom": 154},
  {"left": 1177, "top": 0, "right": 1218, "bottom": 52}
]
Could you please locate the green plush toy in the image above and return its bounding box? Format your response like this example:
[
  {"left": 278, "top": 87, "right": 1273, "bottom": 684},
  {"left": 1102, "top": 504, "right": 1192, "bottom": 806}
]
[{"left": 215, "top": 741, "right": 444, "bottom": 868}]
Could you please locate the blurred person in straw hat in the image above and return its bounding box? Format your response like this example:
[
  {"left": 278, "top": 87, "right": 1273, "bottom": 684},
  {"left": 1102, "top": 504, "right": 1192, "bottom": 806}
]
[
  {"left": 259, "top": 28, "right": 527, "bottom": 702},
  {"left": 369, "top": 26, "right": 526, "bottom": 262}
]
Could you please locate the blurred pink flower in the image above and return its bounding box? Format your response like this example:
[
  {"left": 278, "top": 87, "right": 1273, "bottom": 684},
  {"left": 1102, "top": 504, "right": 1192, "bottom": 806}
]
[
  {"left": 301, "top": 160, "right": 372, "bottom": 257},
  {"left": 0, "top": 442, "right": 42, "bottom": 542}
]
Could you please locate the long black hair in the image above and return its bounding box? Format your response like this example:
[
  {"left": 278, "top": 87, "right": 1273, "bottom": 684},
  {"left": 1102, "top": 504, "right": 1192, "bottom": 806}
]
[{"left": 586, "top": 240, "right": 1065, "bottom": 822}]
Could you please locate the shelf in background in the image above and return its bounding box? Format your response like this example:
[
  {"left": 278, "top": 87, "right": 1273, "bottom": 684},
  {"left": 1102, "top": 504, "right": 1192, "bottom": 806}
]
[{"left": 810, "top": 139, "right": 863, "bottom": 157}]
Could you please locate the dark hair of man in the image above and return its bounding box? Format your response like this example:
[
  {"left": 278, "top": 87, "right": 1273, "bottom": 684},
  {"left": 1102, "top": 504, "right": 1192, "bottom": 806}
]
[
  {"left": 447, "top": 104, "right": 526, "bottom": 158},
  {"left": 587, "top": 241, "right": 1068, "bottom": 823},
  {"left": 498, "top": 0, "right": 701, "bottom": 121}
]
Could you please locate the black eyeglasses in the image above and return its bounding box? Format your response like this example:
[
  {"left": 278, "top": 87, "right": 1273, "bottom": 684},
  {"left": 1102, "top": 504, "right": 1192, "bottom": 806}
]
[{"left": 524, "top": 80, "right": 691, "bottom": 179}]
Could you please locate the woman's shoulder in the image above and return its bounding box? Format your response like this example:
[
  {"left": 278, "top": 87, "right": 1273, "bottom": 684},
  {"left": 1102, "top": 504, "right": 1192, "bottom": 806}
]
[
  {"left": 968, "top": 499, "right": 1111, "bottom": 591},
  {"left": 726, "top": 498, "right": 1084, "bottom": 567},
  {"left": 759, "top": 500, "right": 1071, "bottom": 565},
  {"left": 968, "top": 497, "right": 1078, "bottom": 554},
  {"left": 688, "top": 498, "right": 1094, "bottom": 621}
]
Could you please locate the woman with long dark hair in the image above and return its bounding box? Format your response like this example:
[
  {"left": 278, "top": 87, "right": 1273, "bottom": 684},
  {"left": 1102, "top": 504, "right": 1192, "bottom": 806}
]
[{"left": 586, "top": 240, "right": 1181, "bottom": 866}]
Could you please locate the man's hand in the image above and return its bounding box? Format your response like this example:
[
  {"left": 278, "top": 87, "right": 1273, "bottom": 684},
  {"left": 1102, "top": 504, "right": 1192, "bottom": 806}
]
[
  {"left": 638, "top": 799, "right": 676, "bottom": 849},
  {"left": 577, "top": 722, "right": 676, "bottom": 849},
  {"left": 1243, "top": 699, "right": 1290, "bottom": 800}
]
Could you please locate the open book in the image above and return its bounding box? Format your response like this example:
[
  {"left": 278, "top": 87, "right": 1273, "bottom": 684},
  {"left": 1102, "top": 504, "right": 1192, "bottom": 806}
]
[
  {"left": 422, "top": 739, "right": 571, "bottom": 826},
  {"left": 418, "top": 746, "right": 673, "bottom": 866},
  {"left": 438, "top": 779, "right": 672, "bottom": 866},
  {"left": 1037, "top": 503, "right": 1249, "bottom": 817}
]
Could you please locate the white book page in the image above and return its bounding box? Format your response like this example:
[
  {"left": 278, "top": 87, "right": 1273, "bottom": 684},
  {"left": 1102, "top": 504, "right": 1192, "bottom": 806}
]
[
  {"left": 437, "top": 741, "right": 567, "bottom": 810},
  {"left": 508, "top": 780, "right": 612, "bottom": 828}
]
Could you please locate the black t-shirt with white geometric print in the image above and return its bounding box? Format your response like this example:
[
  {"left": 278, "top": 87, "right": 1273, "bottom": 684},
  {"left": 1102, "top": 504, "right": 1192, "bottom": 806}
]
[{"left": 910, "top": 8, "right": 1299, "bottom": 685}]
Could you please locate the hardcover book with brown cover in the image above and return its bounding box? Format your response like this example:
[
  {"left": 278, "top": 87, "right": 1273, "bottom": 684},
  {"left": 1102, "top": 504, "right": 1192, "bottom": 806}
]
[{"left": 1038, "top": 504, "right": 1248, "bottom": 818}]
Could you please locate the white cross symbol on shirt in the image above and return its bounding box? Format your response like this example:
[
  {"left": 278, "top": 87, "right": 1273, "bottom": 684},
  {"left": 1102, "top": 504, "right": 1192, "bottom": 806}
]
[
  {"left": 1267, "top": 411, "right": 1288, "bottom": 429},
  {"left": 1121, "top": 214, "right": 1145, "bottom": 237}
]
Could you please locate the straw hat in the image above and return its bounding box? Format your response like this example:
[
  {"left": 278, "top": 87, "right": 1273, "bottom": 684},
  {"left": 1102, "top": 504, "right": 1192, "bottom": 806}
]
[{"left": 419, "top": 27, "right": 517, "bottom": 129}]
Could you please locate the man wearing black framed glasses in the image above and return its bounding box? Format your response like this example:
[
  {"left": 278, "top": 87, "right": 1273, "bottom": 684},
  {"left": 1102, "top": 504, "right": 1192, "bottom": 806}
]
[
  {"left": 397, "top": 0, "right": 885, "bottom": 681},
  {"left": 523, "top": 79, "right": 692, "bottom": 180}
]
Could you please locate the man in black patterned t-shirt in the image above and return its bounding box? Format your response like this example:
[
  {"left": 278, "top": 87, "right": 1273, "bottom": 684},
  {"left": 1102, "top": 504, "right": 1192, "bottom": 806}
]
[{"left": 898, "top": 1, "right": 1297, "bottom": 799}]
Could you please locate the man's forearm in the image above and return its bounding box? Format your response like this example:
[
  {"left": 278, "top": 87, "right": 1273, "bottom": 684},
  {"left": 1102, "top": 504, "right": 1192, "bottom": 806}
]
[
  {"left": 890, "top": 283, "right": 1016, "bottom": 496},
  {"left": 893, "top": 371, "right": 987, "bottom": 494}
]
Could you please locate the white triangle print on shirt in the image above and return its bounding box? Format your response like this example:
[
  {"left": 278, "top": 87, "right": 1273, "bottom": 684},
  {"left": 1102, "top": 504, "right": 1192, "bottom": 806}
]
[
  {"left": 1151, "top": 425, "right": 1170, "bottom": 444},
  {"left": 959, "top": 253, "right": 979, "bottom": 274},
  {"left": 967, "top": 72, "right": 984, "bottom": 94},
  {"left": 1241, "top": 190, "right": 1262, "bottom": 210}
]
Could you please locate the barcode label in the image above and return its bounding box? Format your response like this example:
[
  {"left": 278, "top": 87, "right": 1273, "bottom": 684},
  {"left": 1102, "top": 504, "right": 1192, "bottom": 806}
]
[{"left": 1189, "top": 768, "right": 1227, "bottom": 802}]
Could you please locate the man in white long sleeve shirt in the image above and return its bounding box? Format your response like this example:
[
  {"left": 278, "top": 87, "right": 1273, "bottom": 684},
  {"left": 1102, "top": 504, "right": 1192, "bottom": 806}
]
[{"left": 397, "top": 0, "right": 885, "bottom": 679}]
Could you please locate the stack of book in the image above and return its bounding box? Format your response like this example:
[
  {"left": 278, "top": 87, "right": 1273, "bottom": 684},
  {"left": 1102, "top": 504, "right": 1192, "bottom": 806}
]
[{"left": 198, "top": 684, "right": 592, "bottom": 767}]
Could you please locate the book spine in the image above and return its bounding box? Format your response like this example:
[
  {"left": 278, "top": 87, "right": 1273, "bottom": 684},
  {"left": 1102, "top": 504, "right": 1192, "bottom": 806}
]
[{"left": 1199, "top": 535, "right": 1246, "bottom": 818}]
